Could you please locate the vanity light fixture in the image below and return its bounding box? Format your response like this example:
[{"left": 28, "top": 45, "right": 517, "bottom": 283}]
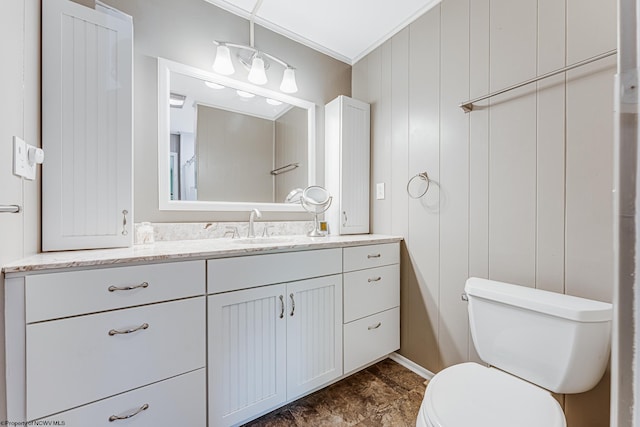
[
  {"left": 169, "top": 92, "right": 186, "bottom": 108},
  {"left": 266, "top": 98, "right": 282, "bottom": 106},
  {"left": 212, "top": 0, "right": 298, "bottom": 93},
  {"left": 204, "top": 81, "right": 225, "bottom": 90},
  {"left": 236, "top": 90, "right": 255, "bottom": 99}
]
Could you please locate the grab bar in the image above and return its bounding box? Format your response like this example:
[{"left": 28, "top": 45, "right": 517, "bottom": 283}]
[
  {"left": 271, "top": 162, "right": 299, "bottom": 176},
  {"left": 0, "top": 205, "right": 20, "bottom": 213}
]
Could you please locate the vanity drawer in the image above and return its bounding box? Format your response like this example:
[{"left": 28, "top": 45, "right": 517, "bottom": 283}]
[
  {"left": 343, "top": 264, "right": 400, "bottom": 323},
  {"left": 343, "top": 307, "right": 400, "bottom": 374},
  {"left": 208, "top": 248, "right": 342, "bottom": 294},
  {"left": 26, "top": 297, "right": 205, "bottom": 420},
  {"left": 44, "top": 369, "right": 206, "bottom": 427},
  {"left": 25, "top": 260, "right": 205, "bottom": 322},
  {"left": 343, "top": 243, "right": 399, "bottom": 272}
]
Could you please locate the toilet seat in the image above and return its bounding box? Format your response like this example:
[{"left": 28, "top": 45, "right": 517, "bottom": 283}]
[{"left": 418, "top": 362, "right": 566, "bottom": 427}]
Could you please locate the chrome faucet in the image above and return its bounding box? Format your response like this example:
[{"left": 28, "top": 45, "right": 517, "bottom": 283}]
[{"left": 248, "top": 208, "right": 262, "bottom": 238}]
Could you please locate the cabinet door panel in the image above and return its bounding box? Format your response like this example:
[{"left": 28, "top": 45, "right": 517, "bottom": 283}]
[
  {"left": 42, "top": 0, "right": 132, "bottom": 250},
  {"left": 286, "top": 274, "right": 343, "bottom": 399},
  {"left": 340, "top": 98, "right": 371, "bottom": 234},
  {"left": 208, "top": 284, "right": 287, "bottom": 427}
]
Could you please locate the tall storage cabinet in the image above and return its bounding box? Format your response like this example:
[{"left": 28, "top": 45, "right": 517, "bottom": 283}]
[
  {"left": 325, "top": 96, "right": 371, "bottom": 235},
  {"left": 42, "top": 0, "right": 133, "bottom": 251}
]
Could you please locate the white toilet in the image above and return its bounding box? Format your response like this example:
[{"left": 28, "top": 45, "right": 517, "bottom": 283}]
[{"left": 417, "top": 277, "right": 612, "bottom": 427}]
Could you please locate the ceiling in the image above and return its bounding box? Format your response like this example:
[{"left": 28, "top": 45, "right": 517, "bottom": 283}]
[{"left": 204, "top": 0, "right": 441, "bottom": 65}]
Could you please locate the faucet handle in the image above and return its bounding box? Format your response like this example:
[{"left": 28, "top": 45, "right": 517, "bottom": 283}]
[
  {"left": 224, "top": 226, "right": 240, "bottom": 239},
  {"left": 262, "top": 224, "right": 273, "bottom": 238}
]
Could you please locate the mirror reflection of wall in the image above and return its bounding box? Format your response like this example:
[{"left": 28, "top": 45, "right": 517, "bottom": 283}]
[
  {"left": 168, "top": 71, "right": 308, "bottom": 203},
  {"left": 169, "top": 133, "right": 197, "bottom": 201}
]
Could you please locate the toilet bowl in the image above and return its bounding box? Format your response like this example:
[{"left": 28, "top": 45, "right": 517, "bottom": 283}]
[{"left": 416, "top": 278, "right": 612, "bottom": 427}]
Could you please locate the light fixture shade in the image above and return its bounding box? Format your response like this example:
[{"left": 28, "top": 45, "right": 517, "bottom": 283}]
[
  {"left": 280, "top": 67, "right": 298, "bottom": 93},
  {"left": 248, "top": 56, "right": 268, "bottom": 85},
  {"left": 266, "top": 98, "right": 282, "bottom": 106},
  {"left": 236, "top": 90, "right": 255, "bottom": 98},
  {"left": 212, "top": 44, "right": 235, "bottom": 75},
  {"left": 204, "top": 81, "right": 225, "bottom": 90}
]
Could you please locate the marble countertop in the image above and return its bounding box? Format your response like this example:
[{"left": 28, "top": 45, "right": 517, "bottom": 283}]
[{"left": 2, "top": 234, "right": 403, "bottom": 275}]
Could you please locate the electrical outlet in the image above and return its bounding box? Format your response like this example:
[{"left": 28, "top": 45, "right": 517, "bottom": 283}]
[{"left": 376, "top": 182, "right": 385, "bottom": 200}]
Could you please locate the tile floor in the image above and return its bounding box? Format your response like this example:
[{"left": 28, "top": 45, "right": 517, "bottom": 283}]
[{"left": 242, "top": 358, "right": 428, "bottom": 427}]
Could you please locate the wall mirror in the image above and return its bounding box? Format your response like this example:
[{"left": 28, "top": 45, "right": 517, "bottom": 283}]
[{"left": 158, "top": 58, "right": 316, "bottom": 211}]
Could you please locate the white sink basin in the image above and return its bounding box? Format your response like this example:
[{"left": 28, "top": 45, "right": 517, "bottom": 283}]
[{"left": 233, "top": 237, "right": 294, "bottom": 245}]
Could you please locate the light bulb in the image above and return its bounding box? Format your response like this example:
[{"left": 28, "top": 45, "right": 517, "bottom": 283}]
[
  {"left": 212, "top": 44, "right": 235, "bottom": 75},
  {"left": 280, "top": 67, "right": 298, "bottom": 93},
  {"left": 248, "top": 55, "right": 268, "bottom": 85}
]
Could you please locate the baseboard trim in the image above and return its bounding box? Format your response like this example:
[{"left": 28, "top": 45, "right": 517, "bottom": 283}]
[{"left": 389, "top": 352, "right": 435, "bottom": 380}]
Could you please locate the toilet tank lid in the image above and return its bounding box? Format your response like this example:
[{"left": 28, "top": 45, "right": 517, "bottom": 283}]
[{"left": 465, "top": 278, "right": 612, "bottom": 322}]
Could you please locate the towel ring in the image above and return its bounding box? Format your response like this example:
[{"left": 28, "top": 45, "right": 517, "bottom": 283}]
[{"left": 407, "top": 172, "right": 430, "bottom": 199}]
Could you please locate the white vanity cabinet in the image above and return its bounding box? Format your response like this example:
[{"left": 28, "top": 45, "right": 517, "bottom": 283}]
[
  {"left": 4, "top": 260, "right": 206, "bottom": 424},
  {"left": 325, "top": 95, "right": 371, "bottom": 235},
  {"left": 207, "top": 249, "right": 343, "bottom": 427},
  {"left": 343, "top": 243, "right": 401, "bottom": 373},
  {"left": 4, "top": 237, "right": 401, "bottom": 427}
]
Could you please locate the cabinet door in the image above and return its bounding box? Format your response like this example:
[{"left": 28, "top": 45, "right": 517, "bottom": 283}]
[
  {"left": 286, "top": 274, "right": 343, "bottom": 399},
  {"left": 340, "top": 97, "right": 370, "bottom": 234},
  {"left": 42, "top": 0, "right": 133, "bottom": 250},
  {"left": 208, "top": 284, "right": 287, "bottom": 427}
]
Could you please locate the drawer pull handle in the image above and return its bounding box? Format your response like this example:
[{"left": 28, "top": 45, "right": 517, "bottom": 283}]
[
  {"left": 121, "top": 210, "right": 129, "bottom": 236},
  {"left": 368, "top": 322, "right": 382, "bottom": 330},
  {"left": 279, "top": 295, "right": 285, "bottom": 319},
  {"left": 290, "top": 293, "right": 295, "bottom": 317},
  {"left": 367, "top": 254, "right": 381, "bottom": 259},
  {"left": 368, "top": 277, "right": 382, "bottom": 283},
  {"left": 109, "top": 403, "right": 149, "bottom": 422},
  {"left": 108, "top": 282, "right": 149, "bottom": 292},
  {"left": 108, "top": 323, "right": 149, "bottom": 336}
]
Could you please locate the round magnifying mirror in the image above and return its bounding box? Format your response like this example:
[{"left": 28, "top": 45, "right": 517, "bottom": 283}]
[
  {"left": 302, "top": 186, "right": 331, "bottom": 206},
  {"left": 300, "top": 185, "right": 332, "bottom": 237}
]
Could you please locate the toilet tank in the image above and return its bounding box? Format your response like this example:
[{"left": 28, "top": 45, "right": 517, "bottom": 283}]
[{"left": 465, "top": 278, "right": 612, "bottom": 394}]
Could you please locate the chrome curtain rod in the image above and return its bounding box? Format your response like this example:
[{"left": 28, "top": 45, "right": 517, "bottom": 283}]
[{"left": 459, "top": 49, "right": 617, "bottom": 112}]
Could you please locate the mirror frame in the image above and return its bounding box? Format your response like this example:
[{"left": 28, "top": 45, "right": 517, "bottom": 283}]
[{"left": 158, "top": 58, "right": 316, "bottom": 212}]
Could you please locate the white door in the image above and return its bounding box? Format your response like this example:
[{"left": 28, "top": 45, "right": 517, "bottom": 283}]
[
  {"left": 286, "top": 274, "right": 343, "bottom": 400},
  {"left": 340, "top": 97, "right": 370, "bottom": 234},
  {"left": 208, "top": 284, "right": 287, "bottom": 427},
  {"left": 42, "top": 0, "right": 133, "bottom": 251}
]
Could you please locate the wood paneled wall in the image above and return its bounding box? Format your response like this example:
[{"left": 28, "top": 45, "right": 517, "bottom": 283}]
[{"left": 353, "top": 0, "right": 616, "bottom": 425}]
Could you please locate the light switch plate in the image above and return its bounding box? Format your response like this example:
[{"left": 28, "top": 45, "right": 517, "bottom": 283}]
[
  {"left": 376, "top": 182, "right": 385, "bottom": 200},
  {"left": 13, "top": 136, "right": 40, "bottom": 180},
  {"left": 13, "top": 136, "right": 28, "bottom": 178}
]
